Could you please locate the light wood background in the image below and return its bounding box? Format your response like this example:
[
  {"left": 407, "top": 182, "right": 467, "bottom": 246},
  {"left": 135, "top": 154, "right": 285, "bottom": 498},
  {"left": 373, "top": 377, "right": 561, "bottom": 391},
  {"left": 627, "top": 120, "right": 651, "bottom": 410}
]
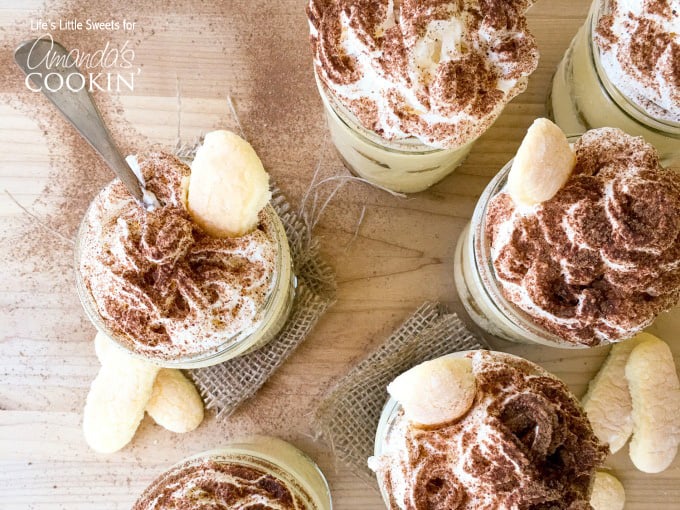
[{"left": 1, "top": 1, "right": 678, "bottom": 508}]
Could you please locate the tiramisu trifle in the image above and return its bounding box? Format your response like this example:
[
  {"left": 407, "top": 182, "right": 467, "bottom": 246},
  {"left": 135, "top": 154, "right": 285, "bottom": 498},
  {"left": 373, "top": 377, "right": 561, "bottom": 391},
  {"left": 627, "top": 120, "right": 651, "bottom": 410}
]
[
  {"left": 454, "top": 119, "right": 680, "bottom": 347},
  {"left": 549, "top": 0, "right": 679, "bottom": 165},
  {"left": 370, "top": 351, "right": 608, "bottom": 509},
  {"left": 307, "top": 0, "right": 540, "bottom": 192},
  {"left": 76, "top": 131, "right": 295, "bottom": 368},
  {"left": 133, "top": 437, "right": 332, "bottom": 509}
]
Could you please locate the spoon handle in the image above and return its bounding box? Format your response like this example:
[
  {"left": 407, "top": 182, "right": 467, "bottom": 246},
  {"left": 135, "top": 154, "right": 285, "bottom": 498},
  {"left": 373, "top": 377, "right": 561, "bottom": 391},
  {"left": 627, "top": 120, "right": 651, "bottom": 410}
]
[{"left": 14, "top": 38, "right": 144, "bottom": 204}]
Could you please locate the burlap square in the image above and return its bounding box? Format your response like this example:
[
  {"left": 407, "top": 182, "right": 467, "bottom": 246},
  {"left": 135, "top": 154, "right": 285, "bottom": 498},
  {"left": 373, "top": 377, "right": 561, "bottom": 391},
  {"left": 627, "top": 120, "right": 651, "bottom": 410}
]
[
  {"left": 187, "top": 186, "right": 337, "bottom": 418},
  {"left": 314, "top": 302, "right": 487, "bottom": 483}
]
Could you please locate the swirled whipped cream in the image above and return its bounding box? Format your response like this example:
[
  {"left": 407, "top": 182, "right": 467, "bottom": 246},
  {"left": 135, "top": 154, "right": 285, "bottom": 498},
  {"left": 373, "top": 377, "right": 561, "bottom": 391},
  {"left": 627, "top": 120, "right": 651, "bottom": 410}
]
[
  {"left": 487, "top": 128, "right": 680, "bottom": 345},
  {"left": 78, "top": 153, "right": 277, "bottom": 360},
  {"left": 595, "top": 0, "right": 680, "bottom": 123},
  {"left": 370, "top": 351, "right": 607, "bottom": 509},
  {"left": 133, "top": 457, "right": 309, "bottom": 509},
  {"left": 307, "top": 0, "right": 539, "bottom": 149}
]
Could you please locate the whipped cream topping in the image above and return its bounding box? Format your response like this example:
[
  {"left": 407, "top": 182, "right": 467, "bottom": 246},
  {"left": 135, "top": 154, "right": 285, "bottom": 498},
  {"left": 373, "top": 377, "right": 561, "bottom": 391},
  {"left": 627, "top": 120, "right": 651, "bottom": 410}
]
[
  {"left": 487, "top": 128, "right": 680, "bottom": 345},
  {"left": 78, "top": 153, "right": 278, "bottom": 360},
  {"left": 371, "top": 351, "right": 607, "bottom": 509},
  {"left": 595, "top": 0, "right": 680, "bottom": 123},
  {"left": 133, "top": 457, "right": 309, "bottom": 509},
  {"left": 307, "top": 0, "right": 539, "bottom": 149}
]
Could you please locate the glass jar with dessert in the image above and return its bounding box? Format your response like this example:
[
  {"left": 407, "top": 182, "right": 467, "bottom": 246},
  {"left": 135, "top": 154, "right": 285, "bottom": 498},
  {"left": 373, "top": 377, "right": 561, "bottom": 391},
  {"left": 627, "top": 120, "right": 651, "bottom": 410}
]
[
  {"left": 75, "top": 131, "right": 296, "bottom": 368},
  {"left": 306, "top": 0, "right": 541, "bottom": 193},
  {"left": 549, "top": 0, "right": 680, "bottom": 166},
  {"left": 454, "top": 119, "right": 680, "bottom": 348},
  {"left": 133, "top": 436, "right": 332, "bottom": 509},
  {"left": 370, "top": 351, "right": 608, "bottom": 508}
]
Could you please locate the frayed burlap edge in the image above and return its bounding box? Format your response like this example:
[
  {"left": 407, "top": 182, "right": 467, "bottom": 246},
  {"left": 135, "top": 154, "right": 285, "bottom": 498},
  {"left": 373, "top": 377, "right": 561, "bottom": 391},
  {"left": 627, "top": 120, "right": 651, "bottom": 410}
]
[
  {"left": 313, "top": 302, "right": 487, "bottom": 484},
  {"left": 187, "top": 186, "right": 337, "bottom": 418}
]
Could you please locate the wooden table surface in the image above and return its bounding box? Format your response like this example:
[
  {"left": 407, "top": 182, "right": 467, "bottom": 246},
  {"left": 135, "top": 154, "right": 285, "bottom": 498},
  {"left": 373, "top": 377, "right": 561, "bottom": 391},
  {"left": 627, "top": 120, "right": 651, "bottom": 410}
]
[{"left": 1, "top": 1, "right": 679, "bottom": 508}]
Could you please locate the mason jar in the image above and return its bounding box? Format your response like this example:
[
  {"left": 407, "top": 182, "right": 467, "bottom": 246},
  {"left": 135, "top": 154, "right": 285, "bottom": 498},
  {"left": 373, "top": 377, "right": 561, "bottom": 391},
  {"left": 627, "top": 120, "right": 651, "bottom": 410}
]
[
  {"left": 453, "top": 146, "right": 583, "bottom": 348},
  {"left": 315, "top": 73, "right": 476, "bottom": 194},
  {"left": 133, "top": 436, "right": 332, "bottom": 509},
  {"left": 548, "top": 0, "right": 680, "bottom": 167},
  {"left": 75, "top": 185, "right": 296, "bottom": 369}
]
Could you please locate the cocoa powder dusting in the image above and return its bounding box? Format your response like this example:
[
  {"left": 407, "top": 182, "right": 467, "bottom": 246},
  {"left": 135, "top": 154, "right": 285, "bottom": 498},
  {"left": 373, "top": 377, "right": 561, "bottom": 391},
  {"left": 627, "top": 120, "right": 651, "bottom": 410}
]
[
  {"left": 133, "top": 458, "right": 308, "bottom": 509},
  {"left": 374, "top": 352, "right": 607, "bottom": 510},
  {"left": 307, "top": 0, "right": 539, "bottom": 148},
  {"left": 78, "top": 153, "right": 278, "bottom": 361},
  {"left": 594, "top": 0, "right": 679, "bottom": 121},
  {"left": 488, "top": 128, "right": 680, "bottom": 345},
  {"left": 629, "top": 17, "right": 672, "bottom": 90}
]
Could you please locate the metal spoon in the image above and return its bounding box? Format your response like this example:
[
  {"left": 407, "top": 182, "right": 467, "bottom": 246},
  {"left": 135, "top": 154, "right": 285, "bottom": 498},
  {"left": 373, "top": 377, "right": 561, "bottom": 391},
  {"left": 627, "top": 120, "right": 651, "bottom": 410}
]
[{"left": 14, "top": 38, "right": 160, "bottom": 210}]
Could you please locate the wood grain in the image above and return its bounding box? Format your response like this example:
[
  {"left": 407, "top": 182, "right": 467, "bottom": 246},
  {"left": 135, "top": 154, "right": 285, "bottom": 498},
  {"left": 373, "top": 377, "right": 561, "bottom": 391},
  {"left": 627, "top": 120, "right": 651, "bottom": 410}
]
[{"left": 1, "top": 1, "right": 678, "bottom": 509}]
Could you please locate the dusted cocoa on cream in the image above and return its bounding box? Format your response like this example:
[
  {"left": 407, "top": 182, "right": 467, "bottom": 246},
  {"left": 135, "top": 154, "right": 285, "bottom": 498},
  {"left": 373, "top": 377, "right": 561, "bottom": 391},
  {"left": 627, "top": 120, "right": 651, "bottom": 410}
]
[
  {"left": 307, "top": 0, "right": 539, "bottom": 149},
  {"left": 78, "top": 153, "right": 278, "bottom": 360},
  {"left": 370, "top": 351, "right": 607, "bottom": 509},
  {"left": 595, "top": 0, "right": 680, "bottom": 122},
  {"left": 133, "top": 457, "right": 308, "bottom": 509},
  {"left": 486, "top": 128, "right": 680, "bottom": 345}
]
